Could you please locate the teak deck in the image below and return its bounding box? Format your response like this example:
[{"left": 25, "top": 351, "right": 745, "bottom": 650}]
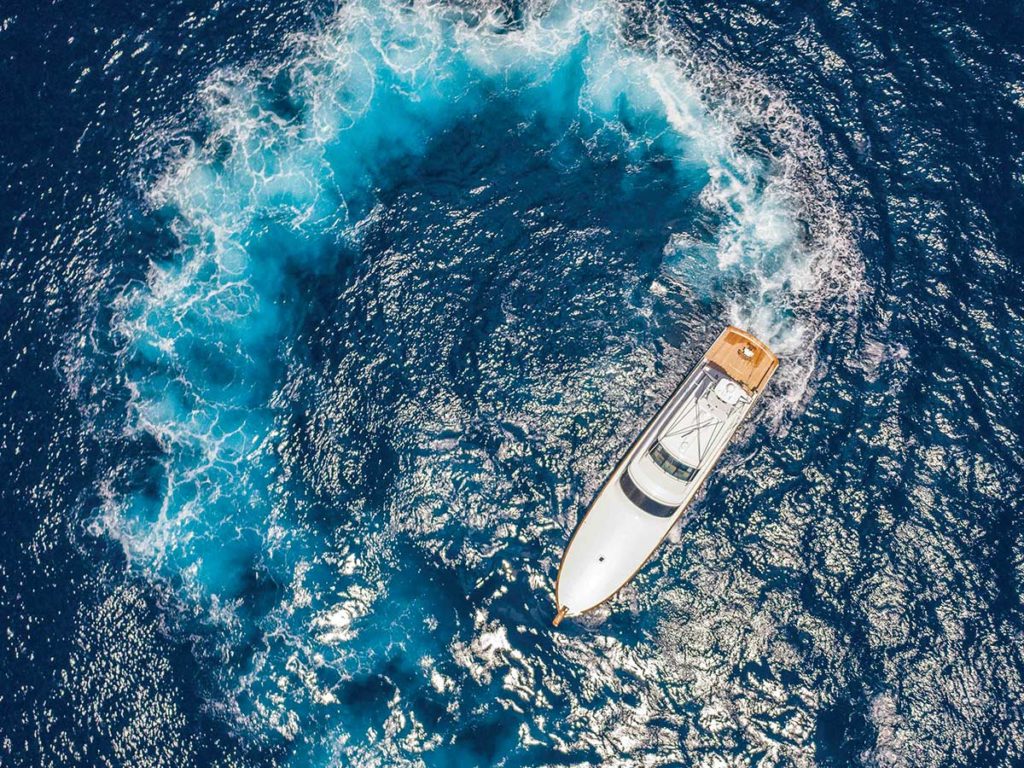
[{"left": 706, "top": 326, "right": 779, "bottom": 393}]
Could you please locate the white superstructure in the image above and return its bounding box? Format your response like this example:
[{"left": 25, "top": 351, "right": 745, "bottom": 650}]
[{"left": 552, "top": 327, "right": 778, "bottom": 624}]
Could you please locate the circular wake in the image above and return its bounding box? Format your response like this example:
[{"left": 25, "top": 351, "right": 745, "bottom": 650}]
[{"left": 94, "top": 0, "right": 862, "bottom": 763}]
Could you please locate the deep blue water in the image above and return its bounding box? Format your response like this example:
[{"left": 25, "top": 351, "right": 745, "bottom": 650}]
[{"left": 2, "top": 0, "right": 1023, "bottom": 765}]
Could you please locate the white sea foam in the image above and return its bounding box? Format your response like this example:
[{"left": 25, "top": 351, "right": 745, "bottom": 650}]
[{"left": 99, "top": 0, "right": 863, "bottom": 760}]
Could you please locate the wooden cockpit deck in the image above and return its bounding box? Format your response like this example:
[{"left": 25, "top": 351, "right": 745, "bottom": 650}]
[{"left": 706, "top": 326, "right": 779, "bottom": 393}]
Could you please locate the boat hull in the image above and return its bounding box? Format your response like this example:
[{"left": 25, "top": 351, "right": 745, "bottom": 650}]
[{"left": 553, "top": 327, "right": 777, "bottom": 620}]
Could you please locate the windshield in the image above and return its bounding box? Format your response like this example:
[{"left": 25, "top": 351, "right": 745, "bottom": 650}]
[
  {"left": 649, "top": 442, "right": 697, "bottom": 482},
  {"left": 619, "top": 471, "right": 677, "bottom": 518}
]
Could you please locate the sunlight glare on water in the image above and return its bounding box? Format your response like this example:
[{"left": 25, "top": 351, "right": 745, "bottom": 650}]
[
  {"left": 90, "top": 0, "right": 867, "bottom": 763},
  {"left": 11, "top": 0, "right": 1023, "bottom": 765}
]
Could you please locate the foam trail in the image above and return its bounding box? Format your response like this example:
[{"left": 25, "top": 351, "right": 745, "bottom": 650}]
[{"left": 101, "top": 0, "right": 858, "bottom": 761}]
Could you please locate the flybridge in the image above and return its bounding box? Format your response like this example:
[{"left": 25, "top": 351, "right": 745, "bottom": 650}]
[
  {"left": 622, "top": 368, "right": 750, "bottom": 515},
  {"left": 657, "top": 373, "right": 747, "bottom": 472},
  {"left": 552, "top": 327, "right": 778, "bottom": 625}
]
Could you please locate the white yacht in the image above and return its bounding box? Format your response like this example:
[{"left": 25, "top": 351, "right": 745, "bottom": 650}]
[{"left": 552, "top": 326, "right": 778, "bottom": 625}]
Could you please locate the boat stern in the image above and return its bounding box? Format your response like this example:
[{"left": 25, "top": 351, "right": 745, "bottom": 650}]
[{"left": 706, "top": 326, "right": 779, "bottom": 394}]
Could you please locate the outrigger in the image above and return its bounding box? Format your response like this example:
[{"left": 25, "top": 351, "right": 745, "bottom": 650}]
[{"left": 552, "top": 326, "right": 778, "bottom": 625}]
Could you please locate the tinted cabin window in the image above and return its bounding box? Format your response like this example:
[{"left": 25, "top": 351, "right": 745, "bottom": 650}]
[
  {"left": 619, "top": 471, "right": 677, "bottom": 518},
  {"left": 649, "top": 442, "right": 697, "bottom": 482}
]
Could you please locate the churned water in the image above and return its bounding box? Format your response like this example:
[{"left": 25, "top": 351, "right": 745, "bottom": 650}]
[{"left": 1, "top": 0, "right": 1022, "bottom": 766}]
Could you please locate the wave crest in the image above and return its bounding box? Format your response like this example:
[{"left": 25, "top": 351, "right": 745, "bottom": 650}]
[{"left": 99, "top": 0, "right": 862, "bottom": 761}]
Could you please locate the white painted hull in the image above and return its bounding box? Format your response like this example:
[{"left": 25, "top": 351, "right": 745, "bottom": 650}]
[{"left": 553, "top": 328, "right": 776, "bottom": 621}]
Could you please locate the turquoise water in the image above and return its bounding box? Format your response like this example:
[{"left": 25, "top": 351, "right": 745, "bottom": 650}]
[
  {"left": 100, "top": 3, "right": 857, "bottom": 761},
  {"left": 3, "top": 0, "right": 1022, "bottom": 764}
]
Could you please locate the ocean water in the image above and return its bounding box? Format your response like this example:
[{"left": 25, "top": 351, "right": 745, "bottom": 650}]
[{"left": 1, "top": 0, "right": 1022, "bottom": 765}]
